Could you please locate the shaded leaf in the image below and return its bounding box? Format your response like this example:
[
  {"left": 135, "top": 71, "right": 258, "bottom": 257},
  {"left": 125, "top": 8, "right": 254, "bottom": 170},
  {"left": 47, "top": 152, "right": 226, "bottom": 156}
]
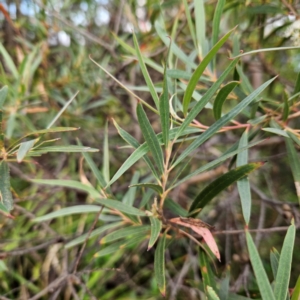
[
  {"left": 164, "top": 198, "right": 188, "bottom": 217},
  {"left": 199, "top": 249, "right": 217, "bottom": 292},
  {"left": 291, "top": 276, "right": 300, "bottom": 300},
  {"left": 189, "top": 163, "right": 264, "bottom": 216},
  {"left": 0, "top": 86, "right": 8, "bottom": 108},
  {"left": 213, "top": 81, "right": 240, "bottom": 120}
]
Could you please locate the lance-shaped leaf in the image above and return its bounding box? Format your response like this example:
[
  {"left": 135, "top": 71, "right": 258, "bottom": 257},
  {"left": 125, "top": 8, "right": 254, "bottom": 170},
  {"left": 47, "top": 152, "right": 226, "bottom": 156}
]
[
  {"left": 246, "top": 230, "right": 275, "bottom": 300},
  {"left": 160, "top": 58, "right": 170, "bottom": 147},
  {"left": 270, "top": 248, "right": 280, "bottom": 280},
  {"left": 170, "top": 217, "right": 220, "bottom": 261},
  {"left": 175, "top": 58, "right": 239, "bottom": 142},
  {"left": 174, "top": 76, "right": 276, "bottom": 167},
  {"left": 164, "top": 198, "right": 188, "bottom": 217},
  {"left": 101, "top": 225, "right": 150, "bottom": 244},
  {"left": 148, "top": 217, "right": 162, "bottom": 250},
  {"left": 130, "top": 183, "right": 163, "bottom": 195},
  {"left": 137, "top": 103, "right": 164, "bottom": 175},
  {"left": 274, "top": 222, "right": 295, "bottom": 300},
  {"left": 94, "top": 234, "right": 146, "bottom": 258},
  {"left": 95, "top": 198, "right": 148, "bottom": 216},
  {"left": 182, "top": 27, "right": 237, "bottom": 115},
  {"left": 31, "top": 145, "right": 99, "bottom": 153},
  {"left": 17, "top": 139, "right": 37, "bottom": 162},
  {"left": 199, "top": 249, "right": 217, "bottom": 292},
  {"left": 194, "top": 0, "right": 206, "bottom": 58},
  {"left": 132, "top": 32, "right": 159, "bottom": 109},
  {"left": 189, "top": 162, "right": 264, "bottom": 216},
  {"left": 154, "top": 232, "right": 167, "bottom": 296},
  {"left": 282, "top": 90, "right": 290, "bottom": 122},
  {"left": 292, "top": 276, "right": 300, "bottom": 300},
  {"left": 65, "top": 222, "right": 122, "bottom": 248},
  {"left": 262, "top": 128, "right": 289, "bottom": 137},
  {"left": 0, "top": 86, "right": 8, "bottom": 108},
  {"left": 108, "top": 127, "right": 202, "bottom": 186},
  {"left": 0, "top": 161, "right": 13, "bottom": 211},
  {"left": 293, "top": 72, "right": 300, "bottom": 97},
  {"left": 237, "top": 129, "right": 251, "bottom": 224},
  {"left": 285, "top": 137, "right": 300, "bottom": 204},
  {"left": 213, "top": 81, "right": 240, "bottom": 120},
  {"left": 112, "top": 118, "right": 159, "bottom": 181},
  {"left": 207, "top": 286, "right": 221, "bottom": 300}
]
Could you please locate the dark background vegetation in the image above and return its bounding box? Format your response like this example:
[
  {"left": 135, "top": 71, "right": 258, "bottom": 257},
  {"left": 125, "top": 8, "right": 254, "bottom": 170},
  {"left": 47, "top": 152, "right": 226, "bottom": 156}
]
[{"left": 0, "top": 0, "right": 299, "bottom": 299}]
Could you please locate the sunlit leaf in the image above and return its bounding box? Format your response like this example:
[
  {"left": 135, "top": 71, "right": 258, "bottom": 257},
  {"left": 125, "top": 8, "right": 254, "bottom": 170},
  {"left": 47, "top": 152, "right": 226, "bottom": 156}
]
[
  {"left": 17, "top": 139, "right": 37, "bottom": 162},
  {"left": 137, "top": 103, "right": 164, "bottom": 175},
  {"left": 246, "top": 230, "right": 275, "bottom": 300},
  {"left": 0, "top": 86, "right": 8, "bottom": 108},
  {"left": 207, "top": 286, "right": 221, "bottom": 300},
  {"left": 199, "top": 249, "right": 217, "bottom": 292},
  {"left": 154, "top": 231, "right": 166, "bottom": 296},
  {"left": 148, "top": 217, "right": 162, "bottom": 250},
  {"left": 274, "top": 222, "right": 295, "bottom": 300},
  {"left": 291, "top": 276, "right": 300, "bottom": 300}
]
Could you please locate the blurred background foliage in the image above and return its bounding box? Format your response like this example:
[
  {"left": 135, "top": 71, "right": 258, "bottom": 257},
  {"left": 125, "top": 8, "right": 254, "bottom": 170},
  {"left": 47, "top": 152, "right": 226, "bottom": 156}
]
[{"left": 0, "top": 0, "right": 299, "bottom": 299}]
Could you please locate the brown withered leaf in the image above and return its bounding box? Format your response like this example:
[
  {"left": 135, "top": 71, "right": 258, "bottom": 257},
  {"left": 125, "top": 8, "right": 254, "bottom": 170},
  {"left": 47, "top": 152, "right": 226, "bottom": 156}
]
[{"left": 170, "top": 217, "right": 220, "bottom": 261}]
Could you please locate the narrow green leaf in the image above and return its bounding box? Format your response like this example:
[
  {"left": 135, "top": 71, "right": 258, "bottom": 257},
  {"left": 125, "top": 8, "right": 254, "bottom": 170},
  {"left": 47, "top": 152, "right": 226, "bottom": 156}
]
[
  {"left": 0, "top": 42, "right": 18, "bottom": 79},
  {"left": 112, "top": 118, "right": 159, "bottom": 180},
  {"left": 160, "top": 59, "right": 170, "bottom": 147},
  {"left": 101, "top": 225, "right": 150, "bottom": 244},
  {"left": 211, "top": 0, "right": 226, "bottom": 70},
  {"left": 183, "top": 0, "right": 197, "bottom": 50},
  {"left": 164, "top": 198, "right": 188, "bottom": 217},
  {"left": 32, "top": 145, "right": 99, "bottom": 153},
  {"left": 270, "top": 247, "right": 280, "bottom": 280},
  {"left": 95, "top": 198, "right": 148, "bottom": 216},
  {"left": 79, "top": 141, "right": 107, "bottom": 189},
  {"left": 132, "top": 32, "right": 160, "bottom": 109},
  {"left": 173, "top": 139, "right": 265, "bottom": 189},
  {"left": 137, "top": 103, "right": 164, "bottom": 175},
  {"left": 0, "top": 161, "right": 13, "bottom": 211},
  {"left": 123, "top": 171, "right": 140, "bottom": 206},
  {"left": 175, "top": 58, "right": 239, "bottom": 141},
  {"left": 47, "top": 91, "right": 79, "bottom": 129},
  {"left": 287, "top": 131, "right": 300, "bottom": 146},
  {"left": 103, "top": 121, "right": 110, "bottom": 184},
  {"left": 285, "top": 137, "right": 300, "bottom": 204},
  {"left": 246, "top": 230, "right": 275, "bottom": 300},
  {"left": 94, "top": 234, "right": 146, "bottom": 258},
  {"left": 274, "top": 222, "right": 296, "bottom": 300},
  {"left": 148, "top": 217, "right": 162, "bottom": 250},
  {"left": 130, "top": 183, "right": 163, "bottom": 195},
  {"left": 139, "top": 189, "right": 154, "bottom": 208},
  {"left": 154, "top": 20, "right": 197, "bottom": 70},
  {"left": 183, "top": 27, "right": 237, "bottom": 115},
  {"left": 0, "top": 86, "right": 8, "bottom": 108},
  {"left": 194, "top": 0, "right": 206, "bottom": 58},
  {"left": 237, "top": 130, "right": 251, "bottom": 224},
  {"left": 291, "top": 276, "right": 300, "bottom": 300},
  {"left": 108, "top": 127, "right": 202, "bottom": 186},
  {"left": 199, "top": 249, "right": 217, "bottom": 293},
  {"left": 17, "top": 139, "right": 37, "bottom": 162},
  {"left": 32, "top": 179, "right": 100, "bottom": 198},
  {"left": 154, "top": 232, "right": 167, "bottom": 296},
  {"left": 262, "top": 128, "right": 289, "bottom": 137},
  {"left": 219, "top": 266, "right": 230, "bottom": 300},
  {"left": 189, "top": 163, "right": 263, "bottom": 216},
  {"left": 207, "top": 286, "right": 221, "bottom": 300},
  {"left": 213, "top": 81, "right": 240, "bottom": 120},
  {"left": 293, "top": 73, "right": 300, "bottom": 96},
  {"left": 174, "top": 76, "right": 276, "bottom": 167},
  {"left": 33, "top": 205, "right": 104, "bottom": 222},
  {"left": 65, "top": 222, "right": 123, "bottom": 248},
  {"left": 283, "top": 91, "right": 290, "bottom": 122}
]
